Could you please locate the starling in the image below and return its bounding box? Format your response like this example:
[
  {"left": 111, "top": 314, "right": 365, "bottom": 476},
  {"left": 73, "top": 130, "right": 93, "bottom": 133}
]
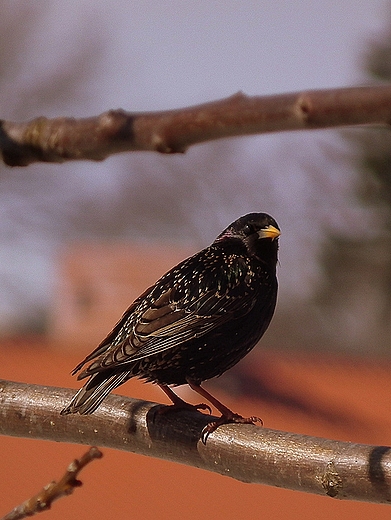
[{"left": 61, "top": 213, "right": 280, "bottom": 440}]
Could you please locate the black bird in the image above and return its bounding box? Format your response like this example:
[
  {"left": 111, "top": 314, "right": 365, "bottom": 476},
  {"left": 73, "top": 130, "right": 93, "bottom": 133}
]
[{"left": 61, "top": 213, "right": 280, "bottom": 439}]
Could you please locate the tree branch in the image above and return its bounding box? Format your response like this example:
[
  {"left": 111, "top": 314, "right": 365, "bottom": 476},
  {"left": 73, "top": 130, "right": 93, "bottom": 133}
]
[
  {"left": 0, "top": 379, "right": 390, "bottom": 504},
  {"left": 1, "top": 447, "right": 103, "bottom": 520},
  {"left": 1, "top": 85, "right": 391, "bottom": 166}
]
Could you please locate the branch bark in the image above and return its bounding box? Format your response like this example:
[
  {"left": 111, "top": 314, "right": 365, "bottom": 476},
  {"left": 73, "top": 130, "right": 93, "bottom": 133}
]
[
  {"left": 1, "top": 85, "right": 391, "bottom": 166},
  {"left": 1, "top": 379, "right": 390, "bottom": 504}
]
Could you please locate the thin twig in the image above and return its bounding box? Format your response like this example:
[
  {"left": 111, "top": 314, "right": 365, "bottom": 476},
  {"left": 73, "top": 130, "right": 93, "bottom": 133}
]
[{"left": 1, "top": 447, "right": 103, "bottom": 520}]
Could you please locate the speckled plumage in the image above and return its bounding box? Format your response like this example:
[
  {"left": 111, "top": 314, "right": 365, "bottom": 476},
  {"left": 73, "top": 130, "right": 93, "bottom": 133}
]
[{"left": 61, "top": 213, "right": 280, "bottom": 433}]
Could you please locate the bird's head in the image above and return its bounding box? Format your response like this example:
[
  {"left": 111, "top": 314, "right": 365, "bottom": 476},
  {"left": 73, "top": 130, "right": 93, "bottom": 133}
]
[{"left": 215, "top": 213, "right": 280, "bottom": 268}]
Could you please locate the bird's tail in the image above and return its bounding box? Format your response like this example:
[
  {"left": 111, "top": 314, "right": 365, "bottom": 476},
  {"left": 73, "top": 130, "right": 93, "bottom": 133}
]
[{"left": 61, "top": 371, "right": 131, "bottom": 415}]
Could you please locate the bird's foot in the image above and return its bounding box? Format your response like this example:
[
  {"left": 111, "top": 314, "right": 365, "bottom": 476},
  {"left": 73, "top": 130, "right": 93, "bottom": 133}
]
[
  {"left": 201, "top": 413, "right": 263, "bottom": 444},
  {"left": 154, "top": 399, "right": 212, "bottom": 419},
  {"left": 157, "top": 384, "right": 212, "bottom": 416}
]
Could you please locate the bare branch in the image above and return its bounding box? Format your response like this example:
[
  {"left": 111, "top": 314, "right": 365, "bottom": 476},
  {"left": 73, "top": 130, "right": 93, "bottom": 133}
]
[
  {"left": 1, "top": 85, "right": 391, "bottom": 167},
  {"left": 1, "top": 447, "right": 103, "bottom": 520},
  {"left": 0, "top": 379, "right": 390, "bottom": 504}
]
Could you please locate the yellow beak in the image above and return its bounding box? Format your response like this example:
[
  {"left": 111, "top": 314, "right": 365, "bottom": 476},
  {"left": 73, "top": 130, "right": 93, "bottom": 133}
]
[{"left": 258, "top": 225, "right": 280, "bottom": 240}]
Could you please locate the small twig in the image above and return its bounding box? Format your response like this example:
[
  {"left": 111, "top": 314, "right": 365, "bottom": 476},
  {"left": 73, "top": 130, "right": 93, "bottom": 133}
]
[{"left": 1, "top": 447, "right": 103, "bottom": 520}]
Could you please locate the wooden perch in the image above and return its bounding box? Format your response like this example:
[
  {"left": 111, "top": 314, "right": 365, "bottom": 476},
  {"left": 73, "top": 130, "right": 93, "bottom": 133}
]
[
  {"left": 0, "top": 379, "right": 390, "bottom": 504},
  {"left": 1, "top": 85, "right": 391, "bottom": 167}
]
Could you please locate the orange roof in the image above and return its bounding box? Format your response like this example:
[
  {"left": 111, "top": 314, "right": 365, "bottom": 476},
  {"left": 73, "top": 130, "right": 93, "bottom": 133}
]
[{"left": 1, "top": 338, "right": 390, "bottom": 520}]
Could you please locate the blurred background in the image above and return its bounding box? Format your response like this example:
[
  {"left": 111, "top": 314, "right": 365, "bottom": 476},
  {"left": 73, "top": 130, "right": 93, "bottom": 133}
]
[
  {"left": 1, "top": 2, "right": 391, "bottom": 519},
  {"left": 1, "top": 0, "right": 391, "bottom": 353}
]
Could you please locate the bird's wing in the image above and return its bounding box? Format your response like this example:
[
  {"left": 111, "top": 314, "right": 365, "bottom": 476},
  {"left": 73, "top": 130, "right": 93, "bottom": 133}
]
[
  {"left": 79, "top": 287, "right": 268, "bottom": 379},
  {"left": 129, "top": 284, "right": 255, "bottom": 354},
  {"left": 75, "top": 254, "right": 273, "bottom": 378}
]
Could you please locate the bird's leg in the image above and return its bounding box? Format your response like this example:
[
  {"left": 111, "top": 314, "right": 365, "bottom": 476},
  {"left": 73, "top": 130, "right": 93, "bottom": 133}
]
[
  {"left": 186, "top": 380, "right": 263, "bottom": 443},
  {"left": 157, "top": 384, "right": 212, "bottom": 414}
]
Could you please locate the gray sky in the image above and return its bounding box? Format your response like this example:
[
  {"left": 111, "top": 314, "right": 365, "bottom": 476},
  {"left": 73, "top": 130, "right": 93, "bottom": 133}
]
[{"left": 4, "top": 1, "right": 387, "bottom": 115}]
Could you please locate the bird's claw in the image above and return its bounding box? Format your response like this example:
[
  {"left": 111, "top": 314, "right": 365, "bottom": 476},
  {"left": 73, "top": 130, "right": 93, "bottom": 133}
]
[
  {"left": 154, "top": 400, "right": 212, "bottom": 419},
  {"left": 195, "top": 403, "right": 212, "bottom": 414},
  {"left": 201, "top": 413, "right": 263, "bottom": 444}
]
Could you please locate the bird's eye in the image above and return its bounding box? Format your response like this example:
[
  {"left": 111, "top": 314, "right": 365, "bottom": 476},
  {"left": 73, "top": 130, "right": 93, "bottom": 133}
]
[{"left": 243, "top": 224, "right": 254, "bottom": 235}]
